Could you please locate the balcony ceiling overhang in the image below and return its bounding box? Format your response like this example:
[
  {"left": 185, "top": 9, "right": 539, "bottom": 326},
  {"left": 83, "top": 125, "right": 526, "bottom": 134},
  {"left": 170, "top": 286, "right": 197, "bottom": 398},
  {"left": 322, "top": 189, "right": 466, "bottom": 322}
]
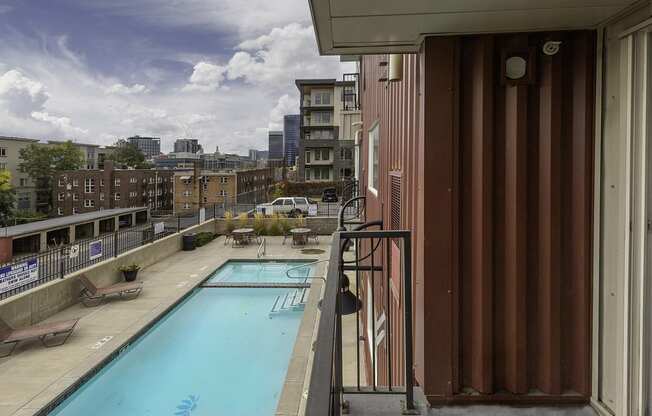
[{"left": 309, "top": 0, "right": 642, "bottom": 54}]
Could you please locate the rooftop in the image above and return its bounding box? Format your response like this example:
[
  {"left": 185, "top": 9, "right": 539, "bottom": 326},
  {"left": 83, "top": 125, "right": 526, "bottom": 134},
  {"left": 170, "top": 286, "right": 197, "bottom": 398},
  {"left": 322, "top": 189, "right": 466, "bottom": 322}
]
[{"left": 1, "top": 207, "right": 147, "bottom": 238}]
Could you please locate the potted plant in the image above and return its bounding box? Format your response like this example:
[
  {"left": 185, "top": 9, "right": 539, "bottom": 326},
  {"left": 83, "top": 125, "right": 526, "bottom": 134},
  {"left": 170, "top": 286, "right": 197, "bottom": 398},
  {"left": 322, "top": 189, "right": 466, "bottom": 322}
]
[{"left": 119, "top": 264, "right": 140, "bottom": 282}]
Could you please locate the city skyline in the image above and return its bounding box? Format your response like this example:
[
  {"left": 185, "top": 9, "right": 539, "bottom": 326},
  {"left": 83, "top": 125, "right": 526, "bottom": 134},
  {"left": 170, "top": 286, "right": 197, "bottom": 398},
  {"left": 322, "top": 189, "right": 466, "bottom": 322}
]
[{"left": 0, "top": 1, "right": 354, "bottom": 154}]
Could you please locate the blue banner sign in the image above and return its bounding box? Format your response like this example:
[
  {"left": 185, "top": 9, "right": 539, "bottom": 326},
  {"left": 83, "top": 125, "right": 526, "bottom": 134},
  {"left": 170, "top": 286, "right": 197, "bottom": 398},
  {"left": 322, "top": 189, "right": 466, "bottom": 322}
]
[
  {"left": 0, "top": 258, "right": 39, "bottom": 294},
  {"left": 89, "top": 240, "right": 103, "bottom": 260}
]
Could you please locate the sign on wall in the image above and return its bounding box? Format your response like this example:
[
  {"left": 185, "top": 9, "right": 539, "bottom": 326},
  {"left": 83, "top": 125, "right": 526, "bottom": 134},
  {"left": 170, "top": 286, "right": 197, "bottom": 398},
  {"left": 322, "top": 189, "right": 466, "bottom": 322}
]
[
  {"left": 154, "top": 222, "right": 165, "bottom": 235},
  {"left": 69, "top": 244, "right": 80, "bottom": 259},
  {"left": 0, "top": 259, "right": 39, "bottom": 294},
  {"left": 89, "top": 240, "right": 103, "bottom": 260}
]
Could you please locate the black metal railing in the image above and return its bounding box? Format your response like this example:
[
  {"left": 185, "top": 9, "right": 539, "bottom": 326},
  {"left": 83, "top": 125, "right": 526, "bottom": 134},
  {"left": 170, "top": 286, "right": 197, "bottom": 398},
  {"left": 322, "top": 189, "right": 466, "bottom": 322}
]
[
  {"left": 306, "top": 227, "right": 415, "bottom": 415},
  {"left": 338, "top": 196, "right": 366, "bottom": 231},
  {"left": 0, "top": 223, "right": 175, "bottom": 300}
]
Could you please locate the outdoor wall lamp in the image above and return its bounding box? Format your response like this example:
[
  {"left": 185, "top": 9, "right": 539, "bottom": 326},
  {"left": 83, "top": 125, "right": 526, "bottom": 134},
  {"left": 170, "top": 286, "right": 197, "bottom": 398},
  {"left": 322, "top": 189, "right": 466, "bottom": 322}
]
[
  {"left": 388, "top": 54, "right": 403, "bottom": 82},
  {"left": 501, "top": 48, "right": 536, "bottom": 85}
]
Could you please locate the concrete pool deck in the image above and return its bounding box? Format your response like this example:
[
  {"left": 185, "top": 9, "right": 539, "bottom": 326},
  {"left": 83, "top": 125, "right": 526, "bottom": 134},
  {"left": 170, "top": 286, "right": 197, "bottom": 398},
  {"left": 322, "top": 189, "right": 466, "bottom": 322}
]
[{"left": 0, "top": 236, "right": 331, "bottom": 416}]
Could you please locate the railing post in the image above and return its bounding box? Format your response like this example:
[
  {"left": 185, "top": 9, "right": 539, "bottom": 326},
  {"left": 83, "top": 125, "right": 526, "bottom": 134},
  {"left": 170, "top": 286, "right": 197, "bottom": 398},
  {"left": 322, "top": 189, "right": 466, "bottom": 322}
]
[
  {"left": 113, "top": 231, "right": 118, "bottom": 257},
  {"left": 403, "top": 233, "right": 415, "bottom": 412},
  {"left": 177, "top": 215, "right": 181, "bottom": 232},
  {"left": 59, "top": 246, "right": 65, "bottom": 279}
]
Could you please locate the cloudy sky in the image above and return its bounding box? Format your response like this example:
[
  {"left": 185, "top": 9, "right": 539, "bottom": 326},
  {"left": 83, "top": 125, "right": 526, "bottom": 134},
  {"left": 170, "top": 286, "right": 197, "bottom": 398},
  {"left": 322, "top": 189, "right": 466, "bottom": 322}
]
[{"left": 0, "top": 0, "right": 352, "bottom": 154}]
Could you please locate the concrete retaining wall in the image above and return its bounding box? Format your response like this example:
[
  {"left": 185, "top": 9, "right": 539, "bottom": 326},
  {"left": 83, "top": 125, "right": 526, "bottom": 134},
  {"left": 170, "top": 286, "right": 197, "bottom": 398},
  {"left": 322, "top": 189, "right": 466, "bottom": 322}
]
[
  {"left": 214, "top": 216, "right": 338, "bottom": 235},
  {"left": 0, "top": 220, "right": 217, "bottom": 327}
]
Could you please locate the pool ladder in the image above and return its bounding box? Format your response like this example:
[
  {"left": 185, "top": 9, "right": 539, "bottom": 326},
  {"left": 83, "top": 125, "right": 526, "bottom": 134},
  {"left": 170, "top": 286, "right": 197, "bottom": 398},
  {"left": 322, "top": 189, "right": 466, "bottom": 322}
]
[{"left": 269, "top": 287, "right": 309, "bottom": 317}]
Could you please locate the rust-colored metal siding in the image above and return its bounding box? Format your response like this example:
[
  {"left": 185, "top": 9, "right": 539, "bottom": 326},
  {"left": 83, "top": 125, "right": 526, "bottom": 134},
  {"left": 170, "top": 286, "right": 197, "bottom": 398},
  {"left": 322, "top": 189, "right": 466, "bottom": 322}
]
[{"left": 359, "top": 31, "right": 594, "bottom": 404}]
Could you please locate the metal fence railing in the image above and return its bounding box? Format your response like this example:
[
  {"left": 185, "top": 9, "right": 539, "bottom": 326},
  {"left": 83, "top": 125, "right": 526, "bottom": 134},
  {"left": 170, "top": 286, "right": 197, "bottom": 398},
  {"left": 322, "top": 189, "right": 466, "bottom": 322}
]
[{"left": 0, "top": 223, "right": 175, "bottom": 301}]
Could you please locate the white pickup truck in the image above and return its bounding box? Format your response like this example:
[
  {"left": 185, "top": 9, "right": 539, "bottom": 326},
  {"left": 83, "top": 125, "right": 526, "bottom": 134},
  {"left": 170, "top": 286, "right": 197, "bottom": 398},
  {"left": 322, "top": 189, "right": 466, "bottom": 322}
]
[{"left": 256, "top": 197, "right": 317, "bottom": 217}]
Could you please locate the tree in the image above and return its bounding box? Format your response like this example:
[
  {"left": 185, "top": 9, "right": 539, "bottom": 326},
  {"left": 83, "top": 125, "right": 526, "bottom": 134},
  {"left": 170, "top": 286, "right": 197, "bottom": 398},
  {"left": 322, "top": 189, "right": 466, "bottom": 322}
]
[
  {"left": 19, "top": 141, "right": 85, "bottom": 214},
  {"left": 106, "top": 141, "right": 152, "bottom": 169},
  {"left": 0, "top": 170, "right": 15, "bottom": 225}
]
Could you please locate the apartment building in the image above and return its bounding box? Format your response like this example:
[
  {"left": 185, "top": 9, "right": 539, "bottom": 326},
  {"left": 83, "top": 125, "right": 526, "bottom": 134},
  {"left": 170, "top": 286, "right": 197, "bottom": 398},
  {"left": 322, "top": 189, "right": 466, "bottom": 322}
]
[
  {"left": 295, "top": 77, "right": 360, "bottom": 182},
  {"left": 307, "top": 1, "right": 652, "bottom": 415},
  {"left": 126, "top": 136, "right": 161, "bottom": 159},
  {"left": 0, "top": 136, "right": 40, "bottom": 212},
  {"left": 283, "top": 114, "right": 300, "bottom": 166},
  {"left": 51, "top": 160, "right": 173, "bottom": 216},
  {"left": 235, "top": 168, "right": 275, "bottom": 204},
  {"left": 173, "top": 168, "right": 236, "bottom": 213}
]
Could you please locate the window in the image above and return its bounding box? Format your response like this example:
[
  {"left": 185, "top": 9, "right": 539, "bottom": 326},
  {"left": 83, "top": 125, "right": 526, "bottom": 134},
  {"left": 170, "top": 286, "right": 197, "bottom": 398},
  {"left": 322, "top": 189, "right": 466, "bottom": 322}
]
[
  {"left": 100, "top": 179, "right": 104, "bottom": 187},
  {"left": 20, "top": 178, "right": 26, "bottom": 187},
  {"left": 219, "top": 190, "right": 227, "bottom": 197},
  {"left": 84, "top": 178, "right": 95, "bottom": 193},
  {"left": 72, "top": 207, "right": 79, "bottom": 214},
  {"left": 129, "top": 191, "right": 137, "bottom": 198},
  {"left": 84, "top": 200, "right": 94, "bottom": 208},
  {"left": 183, "top": 203, "right": 191, "bottom": 209},
  {"left": 114, "top": 178, "right": 121, "bottom": 186},
  {"left": 183, "top": 190, "right": 192, "bottom": 197},
  {"left": 73, "top": 193, "right": 79, "bottom": 201},
  {"left": 0, "top": 147, "right": 6, "bottom": 157},
  {"left": 203, "top": 196, "right": 208, "bottom": 203},
  {"left": 313, "top": 148, "right": 330, "bottom": 161},
  {"left": 312, "top": 130, "right": 334, "bottom": 140},
  {"left": 58, "top": 193, "right": 64, "bottom": 201},
  {"left": 368, "top": 123, "right": 380, "bottom": 194},
  {"left": 57, "top": 207, "right": 63, "bottom": 216},
  {"left": 115, "top": 193, "right": 120, "bottom": 201},
  {"left": 220, "top": 177, "right": 228, "bottom": 184},
  {"left": 272, "top": 199, "right": 284, "bottom": 206},
  {"left": 59, "top": 178, "right": 65, "bottom": 187},
  {"left": 313, "top": 111, "right": 332, "bottom": 124},
  {"left": 341, "top": 148, "right": 353, "bottom": 160},
  {"left": 100, "top": 192, "right": 104, "bottom": 201},
  {"left": 130, "top": 177, "right": 137, "bottom": 184},
  {"left": 305, "top": 151, "right": 311, "bottom": 164},
  {"left": 72, "top": 179, "right": 79, "bottom": 187},
  {"left": 0, "top": 163, "right": 6, "bottom": 170},
  {"left": 314, "top": 91, "right": 331, "bottom": 105}
]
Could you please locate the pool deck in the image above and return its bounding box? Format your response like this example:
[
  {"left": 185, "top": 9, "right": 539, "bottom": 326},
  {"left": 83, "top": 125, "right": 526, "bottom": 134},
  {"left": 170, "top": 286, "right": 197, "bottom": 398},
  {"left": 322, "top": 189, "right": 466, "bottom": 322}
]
[{"left": 0, "top": 236, "right": 331, "bottom": 416}]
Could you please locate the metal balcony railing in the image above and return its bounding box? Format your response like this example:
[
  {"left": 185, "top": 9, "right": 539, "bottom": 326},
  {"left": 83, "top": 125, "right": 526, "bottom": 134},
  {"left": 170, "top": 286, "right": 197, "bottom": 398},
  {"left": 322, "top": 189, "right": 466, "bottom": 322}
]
[{"left": 305, "top": 220, "right": 415, "bottom": 415}]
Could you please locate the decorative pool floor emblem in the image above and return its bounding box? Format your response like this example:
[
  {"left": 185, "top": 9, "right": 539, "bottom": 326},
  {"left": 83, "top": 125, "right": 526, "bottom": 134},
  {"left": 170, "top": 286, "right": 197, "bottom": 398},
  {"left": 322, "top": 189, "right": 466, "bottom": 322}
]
[
  {"left": 301, "top": 248, "right": 325, "bottom": 254},
  {"left": 174, "top": 395, "right": 199, "bottom": 416}
]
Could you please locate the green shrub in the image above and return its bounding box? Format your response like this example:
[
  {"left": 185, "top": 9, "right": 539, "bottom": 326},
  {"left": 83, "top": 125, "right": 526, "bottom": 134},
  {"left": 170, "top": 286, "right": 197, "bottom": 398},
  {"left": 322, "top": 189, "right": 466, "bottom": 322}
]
[
  {"left": 253, "top": 212, "right": 266, "bottom": 235},
  {"left": 224, "top": 211, "right": 235, "bottom": 233},
  {"left": 278, "top": 214, "right": 292, "bottom": 234},
  {"left": 195, "top": 232, "right": 216, "bottom": 247},
  {"left": 267, "top": 214, "right": 282, "bottom": 236},
  {"left": 237, "top": 212, "right": 249, "bottom": 229}
]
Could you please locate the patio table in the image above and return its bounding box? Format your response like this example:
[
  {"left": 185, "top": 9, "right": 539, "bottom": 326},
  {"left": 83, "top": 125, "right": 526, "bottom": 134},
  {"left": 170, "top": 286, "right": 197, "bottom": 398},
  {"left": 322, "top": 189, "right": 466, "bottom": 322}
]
[{"left": 290, "top": 228, "right": 311, "bottom": 246}]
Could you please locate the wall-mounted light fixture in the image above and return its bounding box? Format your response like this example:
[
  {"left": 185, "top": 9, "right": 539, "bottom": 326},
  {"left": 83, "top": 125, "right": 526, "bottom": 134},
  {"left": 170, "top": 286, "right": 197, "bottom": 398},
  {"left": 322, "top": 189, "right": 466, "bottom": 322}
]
[
  {"left": 388, "top": 54, "right": 403, "bottom": 82},
  {"left": 501, "top": 48, "right": 536, "bottom": 85}
]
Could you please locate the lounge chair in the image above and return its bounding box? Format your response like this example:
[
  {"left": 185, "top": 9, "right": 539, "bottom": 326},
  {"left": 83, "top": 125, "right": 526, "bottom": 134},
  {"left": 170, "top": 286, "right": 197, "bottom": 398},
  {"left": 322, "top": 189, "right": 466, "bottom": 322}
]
[
  {"left": 79, "top": 274, "right": 143, "bottom": 307},
  {"left": 223, "top": 230, "right": 233, "bottom": 246},
  {"left": 0, "top": 316, "right": 79, "bottom": 358}
]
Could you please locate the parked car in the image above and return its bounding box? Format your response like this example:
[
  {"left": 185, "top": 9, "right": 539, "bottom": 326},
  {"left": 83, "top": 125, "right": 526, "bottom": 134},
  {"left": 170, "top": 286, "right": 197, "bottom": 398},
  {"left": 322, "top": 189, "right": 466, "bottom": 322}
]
[
  {"left": 256, "top": 197, "right": 316, "bottom": 217},
  {"left": 321, "top": 188, "right": 338, "bottom": 203}
]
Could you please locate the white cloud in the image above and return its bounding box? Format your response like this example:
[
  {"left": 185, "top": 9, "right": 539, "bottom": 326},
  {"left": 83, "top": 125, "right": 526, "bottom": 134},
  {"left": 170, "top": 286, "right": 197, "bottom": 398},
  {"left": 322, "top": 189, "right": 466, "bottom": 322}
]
[
  {"left": 31, "top": 111, "right": 88, "bottom": 136},
  {"left": 0, "top": 69, "right": 49, "bottom": 117},
  {"left": 268, "top": 94, "right": 298, "bottom": 130},
  {"left": 105, "top": 83, "right": 150, "bottom": 95},
  {"left": 183, "top": 62, "right": 226, "bottom": 92}
]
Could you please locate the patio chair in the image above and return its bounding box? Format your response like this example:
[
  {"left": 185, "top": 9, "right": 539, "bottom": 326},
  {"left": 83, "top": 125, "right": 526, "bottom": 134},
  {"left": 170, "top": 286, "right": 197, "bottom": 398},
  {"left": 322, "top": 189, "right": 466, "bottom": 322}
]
[
  {"left": 308, "top": 230, "right": 319, "bottom": 245},
  {"left": 282, "top": 231, "right": 292, "bottom": 245},
  {"left": 223, "top": 230, "right": 233, "bottom": 246},
  {"left": 78, "top": 274, "right": 143, "bottom": 307},
  {"left": 0, "top": 316, "right": 79, "bottom": 358},
  {"left": 231, "top": 232, "right": 248, "bottom": 248}
]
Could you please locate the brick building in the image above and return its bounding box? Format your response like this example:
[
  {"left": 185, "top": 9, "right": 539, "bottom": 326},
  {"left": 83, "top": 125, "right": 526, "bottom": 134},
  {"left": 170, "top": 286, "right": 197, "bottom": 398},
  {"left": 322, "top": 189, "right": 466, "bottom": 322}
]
[
  {"left": 235, "top": 168, "right": 276, "bottom": 205},
  {"left": 51, "top": 160, "right": 173, "bottom": 216},
  {"left": 173, "top": 166, "right": 237, "bottom": 213}
]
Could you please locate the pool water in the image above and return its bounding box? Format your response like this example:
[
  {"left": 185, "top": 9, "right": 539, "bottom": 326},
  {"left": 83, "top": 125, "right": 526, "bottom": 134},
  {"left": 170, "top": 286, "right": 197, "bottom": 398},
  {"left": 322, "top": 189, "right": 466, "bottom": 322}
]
[
  {"left": 49, "top": 261, "right": 313, "bottom": 416},
  {"left": 207, "top": 261, "right": 313, "bottom": 284}
]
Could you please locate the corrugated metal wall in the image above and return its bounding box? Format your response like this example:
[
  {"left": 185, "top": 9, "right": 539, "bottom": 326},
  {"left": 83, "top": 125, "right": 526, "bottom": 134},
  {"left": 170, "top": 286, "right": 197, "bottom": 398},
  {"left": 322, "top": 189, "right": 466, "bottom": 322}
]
[{"left": 359, "top": 30, "right": 594, "bottom": 404}]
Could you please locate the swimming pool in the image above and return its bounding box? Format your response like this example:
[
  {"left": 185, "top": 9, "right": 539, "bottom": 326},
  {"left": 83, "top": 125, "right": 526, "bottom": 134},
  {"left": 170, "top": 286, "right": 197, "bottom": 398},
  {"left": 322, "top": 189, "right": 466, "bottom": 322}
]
[{"left": 49, "top": 260, "right": 314, "bottom": 416}]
